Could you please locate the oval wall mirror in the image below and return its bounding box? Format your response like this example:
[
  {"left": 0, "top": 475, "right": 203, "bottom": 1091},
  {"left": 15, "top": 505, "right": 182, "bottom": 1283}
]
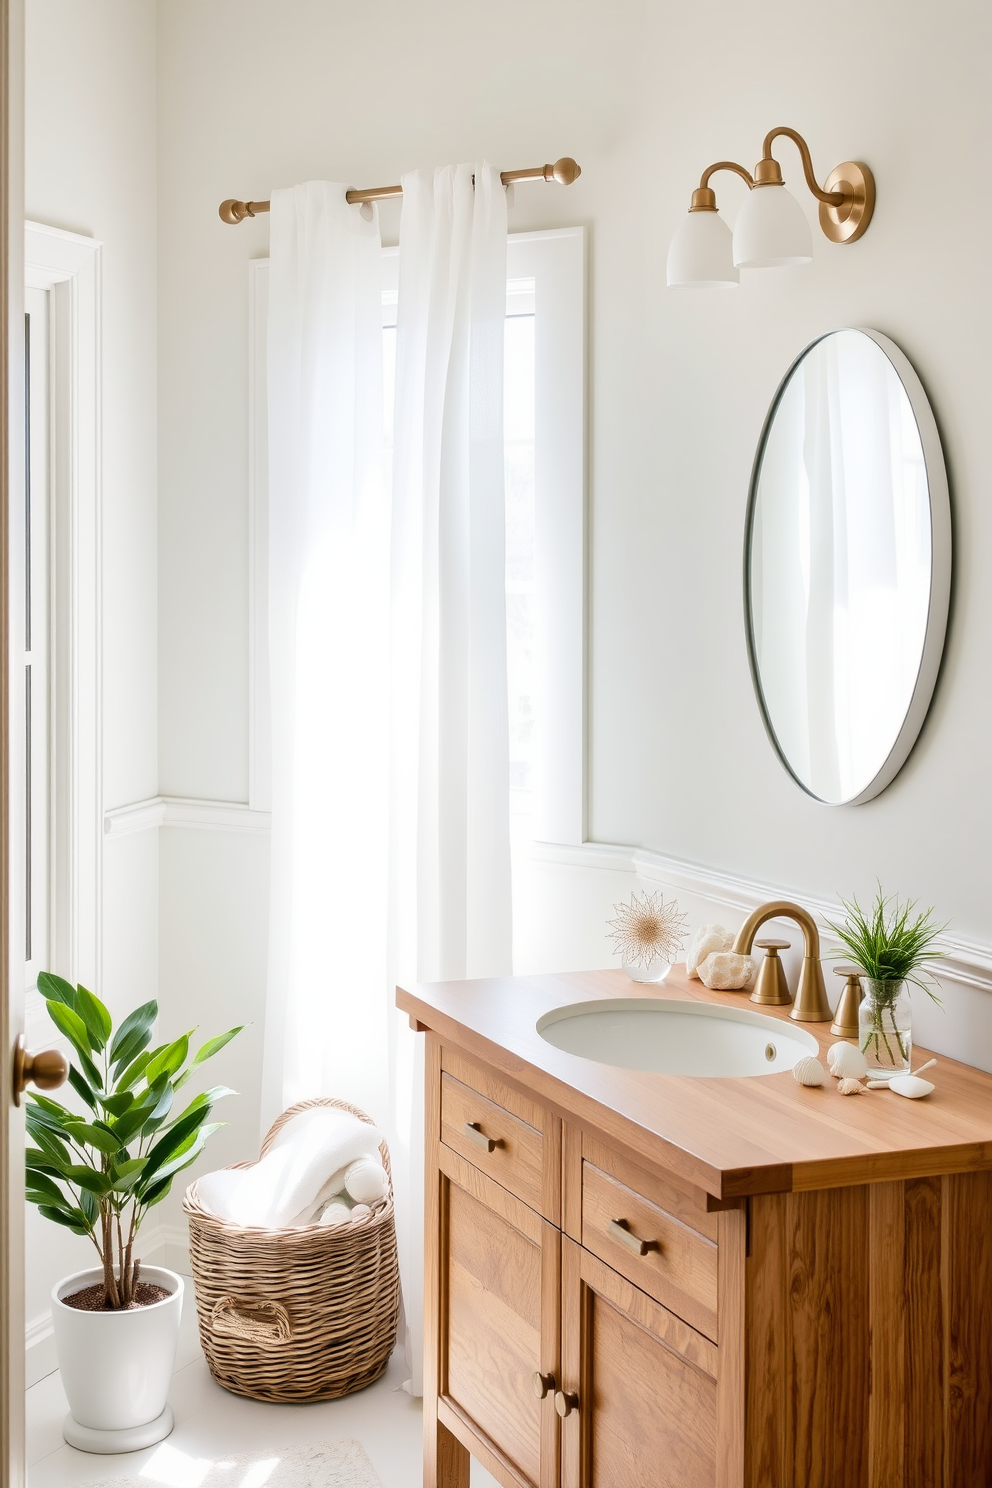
[{"left": 744, "top": 328, "right": 951, "bottom": 806}]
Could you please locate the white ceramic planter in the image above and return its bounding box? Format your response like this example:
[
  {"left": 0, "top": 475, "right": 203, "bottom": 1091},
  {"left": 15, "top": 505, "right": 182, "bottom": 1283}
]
[{"left": 51, "top": 1264, "right": 183, "bottom": 1453}]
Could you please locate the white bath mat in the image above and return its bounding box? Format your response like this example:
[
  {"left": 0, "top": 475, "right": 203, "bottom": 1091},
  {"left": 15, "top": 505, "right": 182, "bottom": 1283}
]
[{"left": 77, "top": 1439, "right": 383, "bottom": 1488}]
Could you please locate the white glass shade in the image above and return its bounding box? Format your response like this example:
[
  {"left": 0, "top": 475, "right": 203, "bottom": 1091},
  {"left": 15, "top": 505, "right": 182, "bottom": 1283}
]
[
  {"left": 666, "top": 210, "right": 738, "bottom": 289},
  {"left": 733, "top": 183, "right": 813, "bottom": 268}
]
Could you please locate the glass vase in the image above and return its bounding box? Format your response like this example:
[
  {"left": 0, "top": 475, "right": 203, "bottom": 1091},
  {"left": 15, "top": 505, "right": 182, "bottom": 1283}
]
[
  {"left": 859, "top": 979, "right": 912, "bottom": 1079},
  {"left": 623, "top": 956, "right": 674, "bottom": 985}
]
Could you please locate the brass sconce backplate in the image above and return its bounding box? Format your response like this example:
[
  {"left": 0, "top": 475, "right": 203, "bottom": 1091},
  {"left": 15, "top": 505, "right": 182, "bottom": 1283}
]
[{"left": 819, "top": 161, "right": 875, "bottom": 244}]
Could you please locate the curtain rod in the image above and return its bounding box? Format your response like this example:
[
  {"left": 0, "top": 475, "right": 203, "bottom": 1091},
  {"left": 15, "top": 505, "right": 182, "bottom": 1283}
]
[{"left": 219, "top": 157, "right": 581, "bottom": 224}]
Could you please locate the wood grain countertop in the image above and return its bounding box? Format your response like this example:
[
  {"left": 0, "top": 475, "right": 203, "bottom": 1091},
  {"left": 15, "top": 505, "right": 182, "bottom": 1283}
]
[{"left": 396, "top": 966, "right": 992, "bottom": 1203}]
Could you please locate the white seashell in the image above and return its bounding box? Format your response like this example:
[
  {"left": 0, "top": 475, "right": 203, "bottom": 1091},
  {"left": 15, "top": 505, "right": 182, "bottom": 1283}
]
[
  {"left": 793, "top": 1056, "right": 825, "bottom": 1088},
  {"left": 686, "top": 925, "right": 734, "bottom": 979},
  {"left": 697, "top": 951, "right": 754, "bottom": 991},
  {"left": 837, "top": 1077, "right": 865, "bottom": 1096},
  {"left": 827, "top": 1042, "right": 868, "bottom": 1080},
  {"left": 888, "top": 1074, "right": 935, "bottom": 1100}
]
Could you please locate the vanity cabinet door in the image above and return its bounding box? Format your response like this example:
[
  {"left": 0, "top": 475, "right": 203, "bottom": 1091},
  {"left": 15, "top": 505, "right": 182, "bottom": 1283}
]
[
  {"left": 435, "top": 1144, "right": 560, "bottom": 1488},
  {"left": 559, "top": 1239, "right": 718, "bottom": 1488}
]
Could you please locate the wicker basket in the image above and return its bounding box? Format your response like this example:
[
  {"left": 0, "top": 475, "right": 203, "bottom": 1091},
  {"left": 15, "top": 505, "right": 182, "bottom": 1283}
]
[{"left": 183, "top": 1097, "right": 400, "bottom": 1402}]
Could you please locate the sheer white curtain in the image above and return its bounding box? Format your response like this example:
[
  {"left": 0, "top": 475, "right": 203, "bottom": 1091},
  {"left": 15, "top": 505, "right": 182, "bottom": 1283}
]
[
  {"left": 261, "top": 166, "right": 513, "bottom": 1392},
  {"left": 261, "top": 182, "right": 390, "bottom": 1130}
]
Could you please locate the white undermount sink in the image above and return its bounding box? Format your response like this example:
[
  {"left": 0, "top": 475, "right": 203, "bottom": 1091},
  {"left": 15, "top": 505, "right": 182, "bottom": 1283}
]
[{"left": 536, "top": 997, "right": 819, "bottom": 1077}]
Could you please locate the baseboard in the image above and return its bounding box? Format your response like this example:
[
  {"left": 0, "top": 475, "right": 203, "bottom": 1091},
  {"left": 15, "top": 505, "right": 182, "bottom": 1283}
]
[{"left": 25, "top": 1223, "right": 190, "bottom": 1389}]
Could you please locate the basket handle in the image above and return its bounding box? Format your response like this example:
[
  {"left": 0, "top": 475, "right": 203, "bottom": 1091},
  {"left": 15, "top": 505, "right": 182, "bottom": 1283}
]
[{"left": 210, "top": 1295, "right": 293, "bottom": 1346}]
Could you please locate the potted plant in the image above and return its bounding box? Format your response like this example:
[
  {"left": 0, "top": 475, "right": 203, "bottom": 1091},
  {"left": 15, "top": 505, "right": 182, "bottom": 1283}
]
[
  {"left": 25, "top": 972, "right": 241, "bottom": 1453},
  {"left": 827, "top": 887, "right": 945, "bottom": 1080}
]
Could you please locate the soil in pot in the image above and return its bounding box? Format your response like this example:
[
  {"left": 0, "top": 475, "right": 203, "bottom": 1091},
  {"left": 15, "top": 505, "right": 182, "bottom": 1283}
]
[{"left": 62, "top": 1282, "right": 171, "bottom": 1311}]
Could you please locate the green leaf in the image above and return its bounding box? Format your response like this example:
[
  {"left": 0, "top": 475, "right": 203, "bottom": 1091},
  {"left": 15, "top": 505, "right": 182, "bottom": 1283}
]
[
  {"left": 140, "top": 1103, "right": 212, "bottom": 1186},
  {"left": 78, "top": 1187, "right": 99, "bottom": 1225},
  {"left": 24, "top": 1170, "right": 66, "bottom": 1206},
  {"left": 64, "top": 1165, "right": 113, "bottom": 1194},
  {"left": 140, "top": 1175, "right": 174, "bottom": 1209},
  {"left": 63, "top": 1122, "right": 122, "bottom": 1156},
  {"left": 27, "top": 1125, "right": 72, "bottom": 1170},
  {"left": 166, "top": 1087, "right": 236, "bottom": 1131},
  {"left": 144, "top": 1034, "right": 190, "bottom": 1086},
  {"left": 109, "top": 1028, "right": 153, "bottom": 1081},
  {"left": 67, "top": 1065, "right": 98, "bottom": 1111},
  {"left": 109, "top": 999, "right": 157, "bottom": 1066},
  {"left": 74, "top": 986, "right": 113, "bottom": 1052},
  {"left": 192, "top": 1026, "right": 244, "bottom": 1066},
  {"left": 36, "top": 972, "right": 78, "bottom": 1010},
  {"left": 44, "top": 1000, "right": 91, "bottom": 1057},
  {"left": 26, "top": 1147, "right": 66, "bottom": 1177},
  {"left": 25, "top": 1092, "right": 71, "bottom": 1123},
  {"left": 114, "top": 1050, "right": 152, "bottom": 1093},
  {"left": 37, "top": 1203, "right": 90, "bottom": 1235},
  {"left": 99, "top": 1091, "right": 134, "bottom": 1118}
]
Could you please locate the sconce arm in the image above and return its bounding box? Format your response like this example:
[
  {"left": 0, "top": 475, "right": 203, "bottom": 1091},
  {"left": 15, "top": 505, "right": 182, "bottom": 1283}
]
[
  {"left": 690, "top": 161, "right": 754, "bottom": 211},
  {"left": 760, "top": 127, "right": 846, "bottom": 206}
]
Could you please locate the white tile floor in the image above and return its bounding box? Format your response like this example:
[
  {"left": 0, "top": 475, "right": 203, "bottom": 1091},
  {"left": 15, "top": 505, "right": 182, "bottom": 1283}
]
[{"left": 27, "top": 1302, "right": 497, "bottom": 1488}]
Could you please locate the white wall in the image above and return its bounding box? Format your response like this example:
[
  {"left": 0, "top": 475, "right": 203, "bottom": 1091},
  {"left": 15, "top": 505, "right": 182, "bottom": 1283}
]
[
  {"left": 24, "top": 0, "right": 159, "bottom": 1372},
  {"left": 154, "top": 0, "right": 992, "bottom": 1135}
]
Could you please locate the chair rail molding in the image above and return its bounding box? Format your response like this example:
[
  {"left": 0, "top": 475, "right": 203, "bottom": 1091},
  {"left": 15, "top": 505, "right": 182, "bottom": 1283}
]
[
  {"left": 104, "top": 795, "right": 271, "bottom": 838},
  {"left": 525, "top": 839, "right": 992, "bottom": 995}
]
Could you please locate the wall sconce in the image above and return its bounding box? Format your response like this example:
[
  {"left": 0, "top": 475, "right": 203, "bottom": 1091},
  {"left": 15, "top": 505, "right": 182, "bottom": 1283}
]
[{"left": 666, "top": 127, "right": 875, "bottom": 289}]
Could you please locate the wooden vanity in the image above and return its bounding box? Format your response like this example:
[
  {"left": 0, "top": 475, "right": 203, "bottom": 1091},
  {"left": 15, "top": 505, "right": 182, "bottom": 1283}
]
[{"left": 397, "top": 966, "right": 992, "bottom": 1488}]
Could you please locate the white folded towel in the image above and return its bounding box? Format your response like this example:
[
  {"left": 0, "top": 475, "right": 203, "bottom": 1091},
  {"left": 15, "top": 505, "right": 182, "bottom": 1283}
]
[{"left": 196, "top": 1107, "right": 384, "bottom": 1229}]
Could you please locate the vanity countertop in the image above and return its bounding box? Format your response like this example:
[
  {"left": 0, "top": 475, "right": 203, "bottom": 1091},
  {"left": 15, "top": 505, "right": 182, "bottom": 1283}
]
[{"left": 396, "top": 966, "right": 992, "bottom": 1203}]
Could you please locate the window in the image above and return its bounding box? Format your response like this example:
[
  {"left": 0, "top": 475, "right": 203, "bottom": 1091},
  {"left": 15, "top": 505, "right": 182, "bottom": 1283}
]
[{"left": 249, "top": 227, "right": 586, "bottom": 845}]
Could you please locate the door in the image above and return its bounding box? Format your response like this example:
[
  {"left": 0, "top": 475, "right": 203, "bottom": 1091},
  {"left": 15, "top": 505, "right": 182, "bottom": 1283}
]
[
  {"left": 559, "top": 1239, "right": 719, "bottom": 1488},
  {"left": 436, "top": 1143, "right": 560, "bottom": 1488},
  {"left": 1, "top": 2, "right": 26, "bottom": 1487}
]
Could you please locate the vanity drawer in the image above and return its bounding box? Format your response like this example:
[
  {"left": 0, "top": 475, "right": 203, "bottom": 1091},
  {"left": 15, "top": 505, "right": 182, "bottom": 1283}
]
[
  {"left": 581, "top": 1161, "right": 718, "bottom": 1340},
  {"left": 440, "top": 1072, "right": 545, "bottom": 1214}
]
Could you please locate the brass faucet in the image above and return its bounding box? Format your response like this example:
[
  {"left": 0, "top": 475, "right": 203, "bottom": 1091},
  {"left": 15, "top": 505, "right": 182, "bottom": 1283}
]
[{"left": 732, "top": 900, "right": 833, "bottom": 1023}]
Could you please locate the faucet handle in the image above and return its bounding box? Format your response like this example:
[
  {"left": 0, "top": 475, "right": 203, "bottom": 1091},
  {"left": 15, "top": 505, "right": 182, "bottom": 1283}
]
[
  {"left": 831, "top": 965, "right": 865, "bottom": 1040},
  {"left": 750, "top": 939, "right": 793, "bottom": 1006}
]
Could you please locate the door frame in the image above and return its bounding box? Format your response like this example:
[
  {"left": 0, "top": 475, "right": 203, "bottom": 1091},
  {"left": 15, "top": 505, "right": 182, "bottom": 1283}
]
[{"left": 2, "top": 0, "right": 26, "bottom": 1485}]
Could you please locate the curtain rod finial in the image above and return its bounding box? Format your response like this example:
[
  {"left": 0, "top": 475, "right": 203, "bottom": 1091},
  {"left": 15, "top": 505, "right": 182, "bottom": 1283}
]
[
  {"left": 219, "top": 198, "right": 251, "bottom": 224},
  {"left": 549, "top": 158, "right": 581, "bottom": 186}
]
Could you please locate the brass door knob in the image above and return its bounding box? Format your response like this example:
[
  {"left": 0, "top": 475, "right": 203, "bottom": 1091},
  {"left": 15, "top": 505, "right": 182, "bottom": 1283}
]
[
  {"left": 554, "top": 1390, "right": 578, "bottom": 1418},
  {"left": 532, "top": 1371, "right": 556, "bottom": 1399},
  {"left": 12, "top": 1035, "right": 68, "bottom": 1107}
]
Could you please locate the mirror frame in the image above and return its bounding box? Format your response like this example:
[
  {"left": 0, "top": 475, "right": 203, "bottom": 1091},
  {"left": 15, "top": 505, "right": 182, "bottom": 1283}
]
[{"left": 743, "top": 327, "right": 952, "bottom": 806}]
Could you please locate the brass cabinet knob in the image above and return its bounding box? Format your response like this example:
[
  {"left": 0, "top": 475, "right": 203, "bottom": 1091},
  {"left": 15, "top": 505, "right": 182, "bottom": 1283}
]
[
  {"left": 554, "top": 1390, "right": 578, "bottom": 1418},
  {"left": 463, "top": 1121, "right": 499, "bottom": 1153},
  {"left": 12, "top": 1035, "right": 68, "bottom": 1107},
  {"left": 532, "top": 1371, "right": 556, "bottom": 1399}
]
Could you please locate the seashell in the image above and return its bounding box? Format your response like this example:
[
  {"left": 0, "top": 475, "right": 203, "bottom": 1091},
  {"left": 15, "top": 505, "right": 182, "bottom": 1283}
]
[
  {"left": 888, "top": 1074, "right": 935, "bottom": 1100},
  {"left": 793, "top": 1056, "right": 825, "bottom": 1088},
  {"left": 697, "top": 951, "right": 754, "bottom": 991},
  {"left": 827, "top": 1042, "right": 868, "bottom": 1080},
  {"left": 686, "top": 925, "right": 734, "bottom": 979},
  {"left": 837, "top": 1077, "right": 865, "bottom": 1096}
]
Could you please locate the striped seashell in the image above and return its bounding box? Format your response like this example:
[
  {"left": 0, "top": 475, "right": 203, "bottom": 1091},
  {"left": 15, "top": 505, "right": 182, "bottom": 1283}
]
[
  {"left": 837, "top": 1077, "right": 865, "bottom": 1096},
  {"left": 792, "top": 1056, "right": 825, "bottom": 1088}
]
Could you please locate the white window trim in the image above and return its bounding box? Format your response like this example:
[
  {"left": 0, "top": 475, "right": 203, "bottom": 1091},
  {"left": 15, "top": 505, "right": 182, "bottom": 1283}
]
[
  {"left": 24, "top": 221, "right": 102, "bottom": 1041},
  {"left": 247, "top": 226, "right": 586, "bottom": 842}
]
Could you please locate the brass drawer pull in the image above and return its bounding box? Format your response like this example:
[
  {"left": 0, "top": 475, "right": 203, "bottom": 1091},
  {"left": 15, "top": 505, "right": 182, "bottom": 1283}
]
[
  {"left": 608, "top": 1217, "right": 657, "bottom": 1257},
  {"left": 532, "top": 1371, "right": 556, "bottom": 1399},
  {"left": 463, "top": 1121, "right": 499, "bottom": 1153},
  {"left": 554, "top": 1390, "right": 579, "bottom": 1418}
]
